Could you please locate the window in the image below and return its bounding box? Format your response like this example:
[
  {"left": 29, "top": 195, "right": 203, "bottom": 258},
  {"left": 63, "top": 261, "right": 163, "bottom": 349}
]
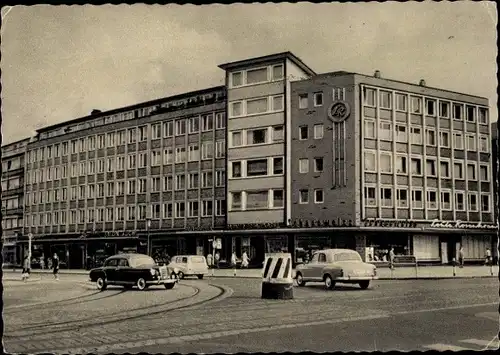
[
  {"left": 163, "top": 175, "right": 173, "bottom": 191},
  {"left": 397, "top": 189, "right": 408, "bottom": 208},
  {"left": 175, "top": 119, "right": 186, "bottom": 135},
  {"left": 163, "top": 121, "right": 174, "bottom": 137},
  {"left": 480, "top": 165, "right": 489, "bottom": 181},
  {"left": 455, "top": 192, "right": 465, "bottom": 211},
  {"left": 272, "top": 125, "right": 284, "bottom": 142},
  {"left": 396, "top": 156, "right": 407, "bottom": 174},
  {"left": 273, "top": 157, "right": 284, "bottom": 175},
  {"left": 425, "top": 129, "right": 436, "bottom": 146},
  {"left": 117, "top": 130, "right": 126, "bottom": 145},
  {"left": 175, "top": 202, "right": 185, "bottom": 218},
  {"left": 247, "top": 159, "right": 268, "bottom": 177},
  {"left": 467, "top": 163, "right": 476, "bottom": 180},
  {"left": 440, "top": 160, "right": 450, "bottom": 178},
  {"left": 247, "top": 67, "right": 268, "bottom": 84},
  {"left": 187, "top": 144, "right": 200, "bottom": 162},
  {"left": 138, "top": 178, "right": 147, "bottom": 193},
  {"left": 272, "top": 190, "right": 284, "bottom": 208},
  {"left": 395, "top": 93, "right": 407, "bottom": 111},
  {"left": 189, "top": 116, "right": 199, "bottom": 133},
  {"left": 479, "top": 136, "right": 489, "bottom": 153},
  {"left": 98, "top": 183, "right": 106, "bottom": 198},
  {"left": 188, "top": 201, "right": 199, "bottom": 218},
  {"left": 412, "top": 189, "right": 423, "bottom": 209},
  {"left": 163, "top": 203, "right": 173, "bottom": 219},
  {"left": 364, "top": 120, "right": 376, "bottom": 139},
  {"left": 231, "top": 71, "right": 243, "bottom": 87},
  {"left": 411, "top": 96, "right": 422, "bottom": 114},
  {"left": 175, "top": 147, "right": 186, "bottom": 163},
  {"left": 299, "top": 126, "right": 308, "bottom": 140},
  {"left": 380, "top": 153, "right": 392, "bottom": 173},
  {"left": 314, "top": 189, "right": 324, "bottom": 204},
  {"left": 127, "top": 180, "right": 136, "bottom": 194},
  {"left": 411, "top": 157, "right": 422, "bottom": 175},
  {"left": 246, "top": 190, "right": 269, "bottom": 209},
  {"left": 310, "top": 124, "right": 324, "bottom": 140},
  {"left": 215, "top": 140, "right": 225, "bottom": 158},
  {"left": 247, "top": 128, "right": 267, "bottom": 145},
  {"left": 426, "top": 159, "right": 436, "bottom": 176},
  {"left": 201, "top": 114, "right": 214, "bottom": 131},
  {"left": 152, "top": 124, "right": 161, "bottom": 139},
  {"left": 314, "top": 158, "right": 324, "bottom": 172},
  {"left": 215, "top": 112, "right": 226, "bottom": 129},
  {"left": 439, "top": 101, "right": 450, "bottom": 118},
  {"left": 231, "top": 161, "right": 242, "bottom": 178},
  {"left": 364, "top": 186, "right": 376, "bottom": 206},
  {"left": 230, "top": 192, "right": 242, "bottom": 211},
  {"left": 151, "top": 177, "right": 161, "bottom": 192},
  {"left": 107, "top": 157, "right": 114, "bottom": 172},
  {"left": 230, "top": 131, "right": 243, "bottom": 147},
  {"left": 466, "top": 105, "right": 475, "bottom": 122},
  {"left": 62, "top": 142, "right": 68, "bottom": 155},
  {"left": 299, "top": 158, "right": 309, "bottom": 174},
  {"left": 299, "top": 94, "right": 308, "bottom": 109},
  {"left": 272, "top": 64, "right": 283, "bottom": 80},
  {"left": 363, "top": 88, "right": 376, "bottom": 107},
  {"left": 128, "top": 128, "right": 136, "bottom": 143},
  {"left": 468, "top": 192, "right": 478, "bottom": 212},
  {"left": 188, "top": 173, "right": 199, "bottom": 189},
  {"left": 199, "top": 200, "right": 212, "bottom": 217},
  {"left": 201, "top": 142, "right": 214, "bottom": 160},
  {"left": 107, "top": 132, "right": 115, "bottom": 147},
  {"left": 379, "top": 91, "right": 391, "bottom": 109},
  {"left": 364, "top": 151, "right": 376, "bottom": 172},
  {"left": 163, "top": 148, "right": 173, "bottom": 165},
  {"left": 454, "top": 161, "right": 464, "bottom": 179},
  {"left": 202, "top": 171, "right": 213, "bottom": 191},
  {"left": 314, "top": 92, "right": 323, "bottom": 107},
  {"left": 151, "top": 151, "right": 161, "bottom": 166},
  {"left": 138, "top": 205, "right": 147, "bottom": 220},
  {"left": 425, "top": 99, "right": 436, "bottom": 116},
  {"left": 380, "top": 187, "right": 393, "bottom": 207},
  {"left": 175, "top": 174, "right": 185, "bottom": 190},
  {"left": 138, "top": 152, "right": 147, "bottom": 168},
  {"left": 481, "top": 194, "right": 490, "bottom": 212},
  {"left": 478, "top": 107, "right": 488, "bottom": 124},
  {"left": 116, "top": 181, "right": 125, "bottom": 196},
  {"left": 441, "top": 191, "right": 452, "bottom": 210},
  {"left": 230, "top": 101, "right": 243, "bottom": 117},
  {"left": 71, "top": 140, "right": 78, "bottom": 153},
  {"left": 115, "top": 156, "right": 124, "bottom": 171},
  {"left": 299, "top": 189, "right": 309, "bottom": 204},
  {"left": 439, "top": 131, "right": 450, "bottom": 148},
  {"left": 395, "top": 125, "right": 407, "bottom": 143},
  {"left": 379, "top": 122, "right": 392, "bottom": 140},
  {"left": 466, "top": 134, "right": 476, "bottom": 151},
  {"left": 215, "top": 199, "right": 226, "bottom": 216},
  {"left": 453, "top": 103, "right": 463, "bottom": 120},
  {"left": 127, "top": 206, "right": 136, "bottom": 220},
  {"left": 247, "top": 97, "right": 268, "bottom": 115},
  {"left": 272, "top": 95, "right": 284, "bottom": 111},
  {"left": 453, "top": 132, "right": 464, "bottom": 149},
  {"left": 215, "top": 170, "right": 225, "bottom": 187},
  {"left": 426, "top": 190, "right": 437, "bottom": 210},
  {"left": 411, "top": 127, "right": 422, "bottom": 145}
]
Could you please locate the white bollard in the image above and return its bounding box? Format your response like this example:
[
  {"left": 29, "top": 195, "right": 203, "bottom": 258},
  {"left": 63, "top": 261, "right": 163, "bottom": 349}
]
[{"left": 261, "top": 253, "right": 294, "bottom": 300}]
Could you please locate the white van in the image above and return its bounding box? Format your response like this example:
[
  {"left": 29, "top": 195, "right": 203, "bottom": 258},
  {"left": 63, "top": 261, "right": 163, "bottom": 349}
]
[{"left": 167, "top": 255, "right": 208, "bottom": 279}]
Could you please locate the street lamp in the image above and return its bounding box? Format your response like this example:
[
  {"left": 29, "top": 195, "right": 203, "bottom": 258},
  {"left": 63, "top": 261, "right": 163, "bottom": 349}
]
[
  {"left": 28, "top": 233, "right": 33, "bottom": 261},
  {"left": 146, "top": 218, "right": 151, "bottom": 256}
]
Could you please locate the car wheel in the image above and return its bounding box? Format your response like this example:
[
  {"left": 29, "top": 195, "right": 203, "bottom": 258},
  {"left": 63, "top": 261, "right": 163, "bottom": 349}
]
[
  {"left": 164, "top": 282, "right": 175, "bottom": 290},
  {"left": 136, "top": 278, "right": 147, "bottom": 291},
  {"left": 324, "top": 274, "right": 335, "bottom": 290},
  {"left": 177, "top": 271, "right": 185, "bottom": 280},
  {"left": 197, "top": 274, "right": 204, "bottom": 280},
  {"left": 96, "top": 277, "right": 107, "bottom": 291},
  {"left": 295, "top": 272, "right": 306, "bottom": 287},
  {"left": 359, "top": 280, "right": 370, "bottom": 290}
]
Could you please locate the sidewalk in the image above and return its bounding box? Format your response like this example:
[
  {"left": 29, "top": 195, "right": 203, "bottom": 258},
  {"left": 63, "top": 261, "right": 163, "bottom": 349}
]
[{"left": 3, "top": 265, "right": 498, "bottom": 280}]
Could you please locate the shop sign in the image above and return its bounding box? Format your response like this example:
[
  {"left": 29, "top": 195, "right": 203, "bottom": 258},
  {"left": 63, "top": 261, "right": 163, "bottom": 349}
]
[
  {"left": 361, "top": 220, "right": 417, "bottom": 228},
  {"left": 227, "top": 222, "right": 285, "bottom": 230},
  {"left": 212, "top": 238, "right": 222, "bottom": 250},
  {"left": 430, "top": 219, "right": 498, "bottom": 230},
  {"left": 328, "top": 101, "right": 351, "bottom": 123}
]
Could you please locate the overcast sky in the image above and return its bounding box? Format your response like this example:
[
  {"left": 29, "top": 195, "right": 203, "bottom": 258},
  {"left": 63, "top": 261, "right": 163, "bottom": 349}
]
[{"left": 1, "top": 2, "right": 497, "bottom": 145}]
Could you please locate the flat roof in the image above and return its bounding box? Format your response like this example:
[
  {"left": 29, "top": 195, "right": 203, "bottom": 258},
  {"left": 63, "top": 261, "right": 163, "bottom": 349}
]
[
  {"left": 1, "top": 137, "right": 30, "bottom": 150},
  {"left": 218, "top": 51, "right": 316, "bottom": 76}
]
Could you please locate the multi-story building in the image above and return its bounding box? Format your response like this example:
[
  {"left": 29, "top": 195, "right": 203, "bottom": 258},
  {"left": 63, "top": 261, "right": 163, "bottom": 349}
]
[
  {"left": 15, "top": 51, "right": 497, "bottom": 268},
  {"left": 1, "top": 138, "right": 29, "bottom": 265},
  {"left": 492, "top": 121, "right": 498, "bottom": 225}
]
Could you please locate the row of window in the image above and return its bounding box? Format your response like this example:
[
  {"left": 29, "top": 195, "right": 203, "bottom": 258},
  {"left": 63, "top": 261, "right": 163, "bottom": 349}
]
[
  {"left": 229, "top": 157, "right": 283, "bottom": 179},
  {"left": 364, "top": 152, "right": 491, "bottom": 181},
  {"left": 2, "top": 217, "right": 22, "bottom": 230},
  {"left": 25, "top": 200, "right": 226, "bottom": 227},
  {"left": 362, "top": 87, "right": 489, "bottom": 124},
  {"left": 230, "top": 64, "right": 284, "bottom": 88},
  {"left": 26, "top": 143, "right": 225, "bottom": 184},
  {"left": 298, "top": 87, "right": 346, "bottom": 109},
  {"left": 25, "top": 172, "right": 225, "bottom": 205},
  {"left": 2, "top": 157, "right": 22, "bottom": 172},
  {"left": 229, "top": 125, "right": 284, "bottom": 147},
  {"left": 298, "top": 124, "right": 324, "bottom": 140},
  {"left": 1, "top": 196, "right": 22, "bottom": 210},
  {"left": 1, "top": 177, "right": 21, "bottom": 191},
  {"left": 228, "top": 189, "right": 284, "bottom": 211},
  {"left": 364, "top": 120, "right": 490, "bottom": 152},
  {"left": 363, "top": 187, "right": 491, "bottom": 213},
  {"left": 229, "top": 95, "right": 284, "bottom": 118},
  {"left": 27, "top": 113, "right": 226, "bottom": 163}
]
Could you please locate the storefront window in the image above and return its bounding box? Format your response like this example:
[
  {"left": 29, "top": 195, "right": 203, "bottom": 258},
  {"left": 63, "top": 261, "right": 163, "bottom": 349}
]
[
  {"left": 294, "top": 235, "right": 332, "bottom": 263},
  {"left": 366, "top": 234, "right": 410, "bottom": 262}
]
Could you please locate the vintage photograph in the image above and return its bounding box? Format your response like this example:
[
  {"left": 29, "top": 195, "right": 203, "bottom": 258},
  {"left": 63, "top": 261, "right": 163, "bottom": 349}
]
[{"left": 1, "top": 2, "right": 498, "bottom": 353}]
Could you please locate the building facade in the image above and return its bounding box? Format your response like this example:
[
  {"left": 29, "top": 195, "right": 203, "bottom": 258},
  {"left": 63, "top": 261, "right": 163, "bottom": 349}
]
[
  {"left": 492, "top": 121, "right": 498, "bottom": 224},
  {"left": 1, "top": 138, "right": 29, "bottom": 265}
]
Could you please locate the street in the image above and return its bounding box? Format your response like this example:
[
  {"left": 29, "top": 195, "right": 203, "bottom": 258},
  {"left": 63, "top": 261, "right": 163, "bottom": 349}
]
[{"left": 3, "top": 275, "right": 499, "bottom": 353}]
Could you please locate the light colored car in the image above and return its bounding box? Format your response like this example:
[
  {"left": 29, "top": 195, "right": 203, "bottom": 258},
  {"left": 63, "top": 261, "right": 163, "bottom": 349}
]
[
  {"left": 167, "top": 255, "right": 208, "bottom": 279},
  {"left": 295, "top": 248, "right": 377, "bottom": 290}
]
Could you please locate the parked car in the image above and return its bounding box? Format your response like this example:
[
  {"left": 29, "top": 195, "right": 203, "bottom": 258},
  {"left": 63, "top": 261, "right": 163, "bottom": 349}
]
[
  {"left": 167, "top": 255, "right": 208, "bottom": 279},
  {"left": 89, "top": 253, "right": 177, "bottom": 291},
  {"left": 295, "top": 248, "right": 377, "bottom": 290}
]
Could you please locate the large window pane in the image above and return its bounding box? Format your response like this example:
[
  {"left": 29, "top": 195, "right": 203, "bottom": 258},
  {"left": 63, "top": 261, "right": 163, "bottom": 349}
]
[
  {"left": 246, "top": 191, "right": 268, "bottom": 209},
  {"left": 246, "top": 68, "right": 268, "bottom": 84},
  {"left": 247, "top": 98, "right": 268, "bottom": 115}
]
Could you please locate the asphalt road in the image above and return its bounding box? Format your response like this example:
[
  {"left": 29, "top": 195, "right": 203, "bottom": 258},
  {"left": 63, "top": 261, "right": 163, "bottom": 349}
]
[{"left": 3, "top": 275, "right": 499, "bottom": 353}]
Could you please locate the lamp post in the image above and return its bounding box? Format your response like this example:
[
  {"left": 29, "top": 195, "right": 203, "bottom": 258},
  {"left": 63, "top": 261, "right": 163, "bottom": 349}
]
[
  {"left": 28, "top": 233, "right": 33, "bottom": 261},
  {"left": 146, "top": 218, "right": 151, "bottom": 256}
]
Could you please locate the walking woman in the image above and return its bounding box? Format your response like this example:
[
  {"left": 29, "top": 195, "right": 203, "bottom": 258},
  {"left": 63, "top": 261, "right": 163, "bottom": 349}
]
[{"left": 52, "top": 253, "right": 60, "bottom": 280}]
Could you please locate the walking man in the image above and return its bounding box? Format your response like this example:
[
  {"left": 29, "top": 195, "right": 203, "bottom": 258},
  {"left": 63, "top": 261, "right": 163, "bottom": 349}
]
[
  {"left": 458, "top": 245, "right": 464, "bottom": 268},
  {"left": 21, "top": 255, "right": 30, "bottom": 282},
  {"left": 485, "top": 248, "right": 492, "bottom": 266},
  {"left": 389, "top": 247, "right": 395, "bottom": 270},
  {"left": 52, "top": 253, "right": 60, "bottom": 280},
  {"left": 241, "top": 250, "right": 250, "bottom": 269}
]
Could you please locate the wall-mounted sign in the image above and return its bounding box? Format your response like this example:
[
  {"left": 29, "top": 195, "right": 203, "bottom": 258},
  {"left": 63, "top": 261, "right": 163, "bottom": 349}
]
[
  {"left": 328, "top": 101, "right": 351, "bottom": 123},
  {"left": 430, "top": 219, "right": 498, "bottom": 230}
]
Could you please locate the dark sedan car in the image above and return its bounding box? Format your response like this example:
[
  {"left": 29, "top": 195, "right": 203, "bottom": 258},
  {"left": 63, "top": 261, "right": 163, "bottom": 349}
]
[{"left": 89, "top": 253, "right": 177, "bottom": 291}]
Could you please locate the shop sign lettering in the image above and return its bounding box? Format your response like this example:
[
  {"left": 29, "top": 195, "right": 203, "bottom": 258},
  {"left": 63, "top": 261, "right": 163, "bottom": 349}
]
[
  {"left": 328, "top": 101, "right": 351, "bottom": 123},
  {"left": 430, "top": 219, "right": 498, "bottom": 230}
]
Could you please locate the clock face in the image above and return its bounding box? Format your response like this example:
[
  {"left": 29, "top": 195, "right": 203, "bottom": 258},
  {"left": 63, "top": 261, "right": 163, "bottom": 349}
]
[{"left": 328, "top": 101, "right": 350, "bottom": 122}]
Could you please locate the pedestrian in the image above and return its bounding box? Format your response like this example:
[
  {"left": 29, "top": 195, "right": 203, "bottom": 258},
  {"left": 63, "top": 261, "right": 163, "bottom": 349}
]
[
  {"left": 389, "top": 248, "right": 395, "bottom": 270},
  {"left": 458, "top": 245, "right": 464, "bottom": 268},
  {"left": 230, "top": 252, "right": 237, "bottom": 276},
  {"left": 206, "top": 253, "right": 213, "bottom": 269},
  {"left": 40, "top": 258, "right": 45, "bottom": 270},
  {"left": 21, "top": 255, "right": 30, "bottom": 282},
  {"left": 214, "top": 251, "right": 220, "bottom": 269},
  {"left": 241, "top": 250, "right": 249, "bottom": 269},
  {"left": 52, "top": 253, "right": 60, "bottom": 280},
  {"left": 485, "top": 248, "right": 492, "bottom": 266}
]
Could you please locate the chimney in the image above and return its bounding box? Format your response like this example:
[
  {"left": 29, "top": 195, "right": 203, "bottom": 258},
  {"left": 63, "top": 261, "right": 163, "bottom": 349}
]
[
  {"left": 419, "top": 79, "right": 426, "bottom": 86},
  {"left": 91, "top": 109, "right": 102, "bottom": 115},
  {"left": 374, "top": 70, "right": 381, "bottom": 78}
]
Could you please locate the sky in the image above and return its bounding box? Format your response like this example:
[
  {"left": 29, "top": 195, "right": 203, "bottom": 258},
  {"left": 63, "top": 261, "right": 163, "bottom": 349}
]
[{"left": 1, "top": 2, "right": 497, "bottom": 145}]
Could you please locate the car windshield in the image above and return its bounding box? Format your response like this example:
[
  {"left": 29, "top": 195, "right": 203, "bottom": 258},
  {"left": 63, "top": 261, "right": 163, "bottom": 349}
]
[
  {"left": 130, "top": 256, "right": 156, "bottom": 268},
  {"left": 191, "top": 256, "right": 205, "bottom": 263},
  {"left": 335, "top": 252, "right": 362, "bottom": 262}
]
